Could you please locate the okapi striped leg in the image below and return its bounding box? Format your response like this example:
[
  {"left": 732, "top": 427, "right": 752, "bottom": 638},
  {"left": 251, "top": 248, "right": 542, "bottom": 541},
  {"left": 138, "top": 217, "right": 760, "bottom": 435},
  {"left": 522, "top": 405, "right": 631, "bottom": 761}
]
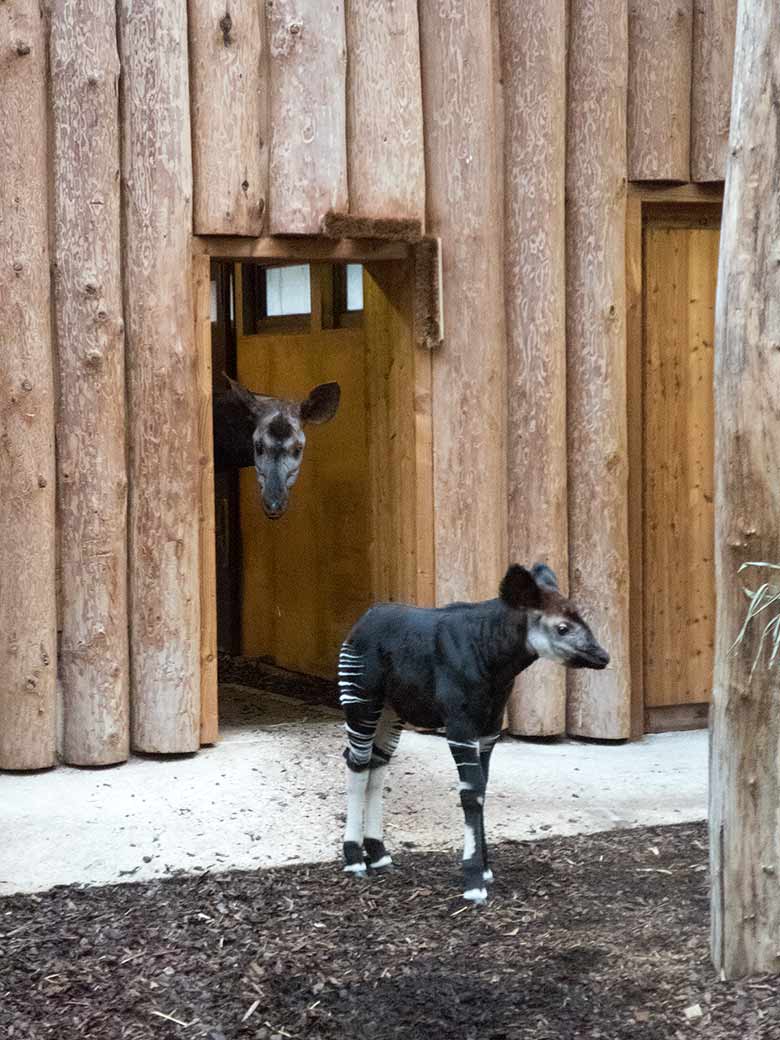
[
  {"left": 447, "top": 737, "right": 488, "bottom": 903},
  {"left": 478, "top": 733, "right": 500, "bottom": 884},
  {"left": 364, "top": 708, "right": 404, "bottom": 871},
  {"left": 339, "top": 642, "right": 381, "bottom": 876}
]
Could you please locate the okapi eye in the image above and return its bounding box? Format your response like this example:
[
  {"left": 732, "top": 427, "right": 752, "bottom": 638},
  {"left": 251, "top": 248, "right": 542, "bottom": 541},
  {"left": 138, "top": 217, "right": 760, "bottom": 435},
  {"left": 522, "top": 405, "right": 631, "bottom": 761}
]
[
  {"left": 255, "top": 443, "right": 264, "bottom": 456},
  {"left": 556, "top": 622, "right": 570, "bottom": 636},
  {"left": 293, "top": 446, "right": 302, "bottom": 459}
]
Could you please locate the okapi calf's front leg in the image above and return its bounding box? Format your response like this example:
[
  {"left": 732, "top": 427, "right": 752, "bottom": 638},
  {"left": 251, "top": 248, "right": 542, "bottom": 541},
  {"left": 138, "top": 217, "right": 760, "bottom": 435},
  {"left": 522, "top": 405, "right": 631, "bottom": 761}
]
[{"left": 448, "top": 736, "right": 489, "bottom": 903}]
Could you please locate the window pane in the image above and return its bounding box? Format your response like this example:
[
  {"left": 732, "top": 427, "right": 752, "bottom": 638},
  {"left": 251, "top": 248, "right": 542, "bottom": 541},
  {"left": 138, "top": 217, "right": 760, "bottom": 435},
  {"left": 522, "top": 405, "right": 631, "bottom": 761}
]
[
  {"left": 346, "top": 264, "right": 363, "bottom": 311},
  {"left": 265, "top": 265, "right": 311, "bottom": 316},
  {"left": 210, "top": 279, "right": 218, "bottom": 322}
]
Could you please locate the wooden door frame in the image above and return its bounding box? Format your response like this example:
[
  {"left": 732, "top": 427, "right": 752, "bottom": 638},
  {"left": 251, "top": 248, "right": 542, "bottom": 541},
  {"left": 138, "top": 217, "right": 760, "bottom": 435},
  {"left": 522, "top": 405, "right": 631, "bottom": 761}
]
[
  {"left": 192, "top": 236, "right": 435, "bottom": 742},
  {"left": 625, "top": 185, "right": 723, "bottom": 738}
]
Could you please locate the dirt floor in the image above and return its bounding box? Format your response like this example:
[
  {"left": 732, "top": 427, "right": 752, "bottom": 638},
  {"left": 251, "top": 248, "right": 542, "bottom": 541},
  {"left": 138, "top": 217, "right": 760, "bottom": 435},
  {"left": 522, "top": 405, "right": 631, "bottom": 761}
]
[
  {"left": 217, "top": 653, "right": 338, "bottom": 710},
  {"left": 2, "top": 822, "right": 779, "bottom": 1040}
]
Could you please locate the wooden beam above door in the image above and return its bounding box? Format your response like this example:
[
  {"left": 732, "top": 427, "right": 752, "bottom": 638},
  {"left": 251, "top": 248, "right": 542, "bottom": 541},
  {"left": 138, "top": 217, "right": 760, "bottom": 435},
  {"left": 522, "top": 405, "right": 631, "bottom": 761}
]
[{"left": 194, "top": 236, "right": 410, "bottom": 264}]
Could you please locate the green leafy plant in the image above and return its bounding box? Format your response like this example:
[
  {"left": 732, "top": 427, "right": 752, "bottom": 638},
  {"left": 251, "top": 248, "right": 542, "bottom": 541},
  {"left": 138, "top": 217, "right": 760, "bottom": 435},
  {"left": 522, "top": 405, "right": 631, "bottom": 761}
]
[{"left": 730, "top": 562, "right": 780, "bottom": 677}]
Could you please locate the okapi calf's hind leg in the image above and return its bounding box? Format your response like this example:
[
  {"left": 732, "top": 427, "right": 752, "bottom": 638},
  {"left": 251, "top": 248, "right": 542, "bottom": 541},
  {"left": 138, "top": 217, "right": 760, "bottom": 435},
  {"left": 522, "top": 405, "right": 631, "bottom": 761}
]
[
  {"left": 363, "top": 707, "right": 404, "bottom": 872},
  {"left": 342, "top": 707, "right": 404, "bottom": 875}
]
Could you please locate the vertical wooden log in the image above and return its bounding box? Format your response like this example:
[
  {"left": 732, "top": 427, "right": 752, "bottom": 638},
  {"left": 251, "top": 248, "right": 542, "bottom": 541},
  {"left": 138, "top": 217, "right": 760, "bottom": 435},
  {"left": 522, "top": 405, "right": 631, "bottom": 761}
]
[
  {"left": 188, "top": 0, "right": 268, "bottom": 235},
  {"left": 628, "top": 0, "right": 693, "bottom": 181},
  {"left": 345, "top": 0, "right": 425, "bottom": 224},
  {"left": 710, "top": 0, "right": 780, "bottom": 979},
  {"left": 194, "top": 255, "right": 218, "bottom": 745},
  {"left": 566, "top": 0, "right": 631, "bottom": 739},
  {"left": 691, "top": 0, "right": 737, "bottom": 182},
  {"left": 419, "top": 3, "right": 506, "bottom": 605},
  {"left": 0, "top": 0, "right": 57, "bottom": 771},
  {"left": 51, "top": 0, "right": 129, "bottom": 766},
  {"left": 267, "top": 0, "right": 347, "bottom": 234},
  {"left": 501, "top": 0, "right": 568, "bottom": 737},
  {"left": 120, "top": 0, "right": 201, "bottom": 753}
]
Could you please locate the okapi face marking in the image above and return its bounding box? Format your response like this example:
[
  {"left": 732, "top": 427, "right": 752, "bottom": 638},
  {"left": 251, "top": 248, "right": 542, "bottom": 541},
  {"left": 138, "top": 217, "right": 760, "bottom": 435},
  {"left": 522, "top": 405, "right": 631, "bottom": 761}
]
[
  {"left": 226, "top": 376, "right": 340, "bottom": 519},
  {"left": 500, "top": 563, "right": 610, "bottom": 670}
]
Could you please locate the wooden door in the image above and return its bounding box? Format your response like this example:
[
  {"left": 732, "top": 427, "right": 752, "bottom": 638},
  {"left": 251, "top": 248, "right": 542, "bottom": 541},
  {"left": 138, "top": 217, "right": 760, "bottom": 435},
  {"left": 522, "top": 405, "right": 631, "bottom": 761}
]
[
  {"left": 642, "top": 222, "right": 719, "bottom": 712},
  {"left": 236, "top": 265, "right": 372, "bottom": 679}
]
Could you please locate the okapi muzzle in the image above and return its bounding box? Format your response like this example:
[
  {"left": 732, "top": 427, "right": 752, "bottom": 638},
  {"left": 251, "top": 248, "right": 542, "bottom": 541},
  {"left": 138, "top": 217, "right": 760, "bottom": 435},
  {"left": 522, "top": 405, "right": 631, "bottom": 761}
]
[{"left": 224, "top": 376, "right": 341, "bottom": 520}]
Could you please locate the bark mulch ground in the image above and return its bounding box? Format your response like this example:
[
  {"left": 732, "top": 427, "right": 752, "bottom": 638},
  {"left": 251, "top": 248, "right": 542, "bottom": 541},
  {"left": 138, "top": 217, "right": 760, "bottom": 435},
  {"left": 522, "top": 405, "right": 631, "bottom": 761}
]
[{"left": 2, "top": 822, "right": 778, "bottom": 1040}]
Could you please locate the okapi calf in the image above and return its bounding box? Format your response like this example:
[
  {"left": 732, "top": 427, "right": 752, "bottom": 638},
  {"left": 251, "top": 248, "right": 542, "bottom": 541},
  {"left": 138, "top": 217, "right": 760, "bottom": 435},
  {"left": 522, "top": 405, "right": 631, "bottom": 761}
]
[
  {"left": 213, "top": 376, "right": 340, "bottom": 519},
  {"left": 339, "top": 563, "right": 609, "bottom": 903}
]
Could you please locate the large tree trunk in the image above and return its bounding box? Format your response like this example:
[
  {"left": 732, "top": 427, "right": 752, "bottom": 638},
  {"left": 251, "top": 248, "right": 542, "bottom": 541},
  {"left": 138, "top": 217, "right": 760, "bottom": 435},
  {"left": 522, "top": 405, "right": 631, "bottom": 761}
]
[
  {"left": 691, "top": 0, "right": 737, "bottom": 182},
  {"left": 120, "top": 0, "right": 201, "bottom": 753},
  {"left": 267, "top": 0, "right": 348, "bottom": 234},
  {"left": 566, "top": 0, "right": 631, "bottom": 739},
  {"left": 710, "top": 0, "right": 780, "bottom": 980},
  {"left": 0, "top": 0, "right": 58, "bottom": 771},
  {"left": 419, "top": 2, "right": 506, "bottom": 604},
  {"left": 627, "top": 0, "right": 693, "bottom": 182},
  {"left": 345, "top": 0, "right": 425, "bottom": 225},
  {"left": 51, "top": 0, "right": 130, "bottom": 766},
  {"left": 188, "top": 0, "right": 268, "bottom": 235},
  {"left": 500, "top": 0, "right": 568, "bottom": 736}
]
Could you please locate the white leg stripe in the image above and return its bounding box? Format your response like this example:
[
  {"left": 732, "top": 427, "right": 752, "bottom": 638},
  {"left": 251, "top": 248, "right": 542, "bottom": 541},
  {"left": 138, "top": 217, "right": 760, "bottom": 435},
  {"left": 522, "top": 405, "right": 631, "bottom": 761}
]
[{"left": 463, "top": 822, "right": 477, "bottom": 862}]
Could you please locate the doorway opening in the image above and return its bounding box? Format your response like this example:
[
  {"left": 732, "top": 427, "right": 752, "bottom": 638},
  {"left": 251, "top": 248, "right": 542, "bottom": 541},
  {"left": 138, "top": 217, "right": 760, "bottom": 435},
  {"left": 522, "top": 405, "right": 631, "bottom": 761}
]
[{"left": 205, "top": 251, "right": 433, "bottom": 736}]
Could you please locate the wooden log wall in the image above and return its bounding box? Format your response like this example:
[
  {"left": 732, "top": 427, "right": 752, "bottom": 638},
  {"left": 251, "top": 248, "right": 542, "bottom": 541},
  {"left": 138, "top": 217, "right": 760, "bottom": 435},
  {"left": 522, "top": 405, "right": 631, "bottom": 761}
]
[
  {"left": 2, "top": 1, "right": 743, "bottom": 766},
  {"left": 267, "top": 0, "right": 348, "bottom": 234},
  {"left": 120, "top": 0, "right": 201, "bottom": 754},
  {"left": 710, "top": 0, "right": 780, "bottom": 979},
  {"left": 419, "top": 1, "right": 507, "bottom": 605},
  {"left": 0, "top": 0, "right": 57, "bottom": 771},
  {"left": 627, "top": 0, "right": 693, "bottom": 182},
  {"left": 500, "top": 0, "right": 568, "bottom": 736},
  {"left": 345, "top": 0, "right": 425, "bottom": 225},
  {"left": 51, "top": 0, "right": 129, "bottom": 767},
  {"left": 566, "top": 0, "right": 631, "bottom": 739},
  {"left": 691, "top": 0, "right": 738, "bottom": 182},
  {"left": 189, "top": 0, "right": 268, "bottom": 236}
]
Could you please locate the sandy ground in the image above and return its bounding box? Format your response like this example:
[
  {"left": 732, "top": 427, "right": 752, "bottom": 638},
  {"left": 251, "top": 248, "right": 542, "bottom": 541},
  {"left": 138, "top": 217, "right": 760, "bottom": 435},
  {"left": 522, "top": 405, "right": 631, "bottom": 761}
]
[{"left": 1, "top": 684, "right": 708, "bottom": 895}]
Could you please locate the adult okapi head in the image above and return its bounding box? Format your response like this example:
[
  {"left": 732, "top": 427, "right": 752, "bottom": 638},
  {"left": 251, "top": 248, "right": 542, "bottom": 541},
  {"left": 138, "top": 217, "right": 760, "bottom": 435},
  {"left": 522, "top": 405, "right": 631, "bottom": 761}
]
[
  {"left": 500, "top": 563, "right": 610, "bottom": 670},
  {"left": 218, "top": 375, "right": 340, "bottom": 520}
]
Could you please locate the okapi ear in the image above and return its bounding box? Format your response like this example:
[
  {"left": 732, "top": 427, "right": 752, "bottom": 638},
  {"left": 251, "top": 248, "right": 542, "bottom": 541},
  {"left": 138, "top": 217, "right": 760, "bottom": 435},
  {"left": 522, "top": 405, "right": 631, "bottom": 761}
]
[
  {"left": 300, "top": 382, "right": 340, "bottom": 425},
  {"left": 499, "top": 565, "right": 543, "bottom": 611},
  {"left": 531, "top": 563, "right": 559, "bottom": 592},
  {"left": 224, "top": 373, "right": 262, "bottom": 416}
]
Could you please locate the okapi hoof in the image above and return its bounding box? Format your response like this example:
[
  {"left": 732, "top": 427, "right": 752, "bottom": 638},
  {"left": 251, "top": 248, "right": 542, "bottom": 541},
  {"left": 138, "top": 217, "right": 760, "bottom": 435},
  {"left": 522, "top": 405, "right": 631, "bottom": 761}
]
[
  {"left": 343, "top": 841, "right": 368, "bottom": 878},
  {"left": 364, "top": 838, "right": 394, "bottom": 873},
  {"left": 462, "top": 887, "right": 488, "bottom": 905}
]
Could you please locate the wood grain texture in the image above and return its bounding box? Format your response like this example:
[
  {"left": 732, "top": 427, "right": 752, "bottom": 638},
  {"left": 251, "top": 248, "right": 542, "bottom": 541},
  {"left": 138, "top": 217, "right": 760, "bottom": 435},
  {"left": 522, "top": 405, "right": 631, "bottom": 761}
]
[
  {"left": 267, "top": 0, "right": 347, "bottom": 233},
  {"left": 419, "top": 1, "right": 506, "bottom": 605},
  {"left": 642, "top": 226, "right": 717, "bottom": 709},
  {"left": 709, "top": 0, "right": 780, "bottom": 979},
  {"left": 51, "top": 0, "right": 130, "bottom": 766},
  {"left": 194, "top": 255, "right": 218, "bottom": 744},
  {"left": 189, "top": 0, "right": 268, "bottom": 235},
  {"left": 345, "top": 0, "right": 425, "bottom": 224},
  {"left": 625, "top": 193, "right": 645, "bottom": 738},
  {"left": 691, "top": 0, "right": 737, "bottom": 182},
  {"left": 566, "top": 0, "right": 631, "bottom": 739},
  {"left": 628, "top": 0, "right": 693, "bottom": 182},
  {"left": 364, "top": 261, "right": 432, "bottom": 607},
  {"left": 0, "top": 0, "right": 57, "bottom": 771},
  {"left": 238, "top": 317, "right": 370, "bottom": 678},
  {"left": 500, "top": 0, "right": 567, "bottom": 736},
  {"left": 120, "top": 0, "right": 201, "bottom": 753}
]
